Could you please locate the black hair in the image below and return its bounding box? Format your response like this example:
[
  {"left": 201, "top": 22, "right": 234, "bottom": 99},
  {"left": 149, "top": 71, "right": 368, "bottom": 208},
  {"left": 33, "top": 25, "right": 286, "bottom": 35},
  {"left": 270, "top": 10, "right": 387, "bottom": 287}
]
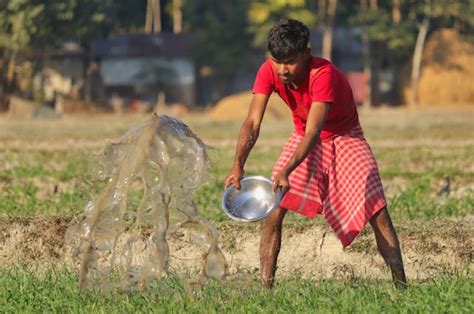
[{"left": 267, "top": 18, "right": 310, "bottom": 60}]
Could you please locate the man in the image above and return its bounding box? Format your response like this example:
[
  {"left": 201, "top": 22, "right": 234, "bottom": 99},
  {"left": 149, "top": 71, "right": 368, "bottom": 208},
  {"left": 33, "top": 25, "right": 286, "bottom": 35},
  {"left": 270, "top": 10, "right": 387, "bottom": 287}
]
[{"left": 224, "top": 18, "right": 407, "bottom": 288}]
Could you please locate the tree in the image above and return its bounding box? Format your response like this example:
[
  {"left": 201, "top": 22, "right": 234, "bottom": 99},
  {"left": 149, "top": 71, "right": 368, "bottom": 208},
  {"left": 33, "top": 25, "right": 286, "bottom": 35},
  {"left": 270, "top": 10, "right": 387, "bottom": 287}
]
[
  {"left": 0, "top": 0, "right": 44, "bottom": 89},
  {"left": 350, "top": 0, "right": 416, "bottom": 106},
  {"left": 319, "top": 0, "right": 338, "bottom": 61},
  {"left": 145, "top": 0, "right": 162, "bottom": 33},
  {"left": 248, "top": 0, "right": 316, "bottom": 48},
  {"left": 172, "top": 0, "right": 183, "bottom": 34},
  {"left": 409, "top": 0, "right": 474, "bottom": 105},
  {"left": 356, "top": 0, "right": 373, "bottom": 107},
  {"left": 392, "top": 0, "right": 401, "bottom": 24},
  {"left": 183, "top": 0, "right": 254, "bottom": 103},
  {"left": 161, "top": 0, "right": 183, "bottom": 34},
  {"left": 410, "top": 16, "right": 429, "bottom": 106}
]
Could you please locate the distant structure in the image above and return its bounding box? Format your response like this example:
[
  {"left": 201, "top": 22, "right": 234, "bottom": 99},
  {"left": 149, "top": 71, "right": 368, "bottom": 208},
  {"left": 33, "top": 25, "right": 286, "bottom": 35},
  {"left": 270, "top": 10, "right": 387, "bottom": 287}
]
[
  {"left": 26, "top": 25, "right": 391, "bottom": 111},
  {"left": 93, "top": 32, "right": 195, "bottom": 107},
  {"left": 30, "top": 42, "right": 84, "bottom": 103}
]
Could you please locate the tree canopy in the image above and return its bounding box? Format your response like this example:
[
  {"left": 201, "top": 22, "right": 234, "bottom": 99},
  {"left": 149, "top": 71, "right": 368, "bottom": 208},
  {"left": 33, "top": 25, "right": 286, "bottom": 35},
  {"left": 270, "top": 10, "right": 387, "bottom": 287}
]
[
  {"left": 1, "top": 0, "right": 473, "bottom": 104},
  {"left": 0, "top": 0, "right": 44, "bottom": 52}
]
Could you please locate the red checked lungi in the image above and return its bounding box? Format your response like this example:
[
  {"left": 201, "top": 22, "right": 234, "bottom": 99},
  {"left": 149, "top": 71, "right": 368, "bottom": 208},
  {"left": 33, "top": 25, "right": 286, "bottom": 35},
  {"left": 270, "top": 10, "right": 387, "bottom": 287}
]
[{"left": 272, "top": 125, "right": 386, "bottom": 247}]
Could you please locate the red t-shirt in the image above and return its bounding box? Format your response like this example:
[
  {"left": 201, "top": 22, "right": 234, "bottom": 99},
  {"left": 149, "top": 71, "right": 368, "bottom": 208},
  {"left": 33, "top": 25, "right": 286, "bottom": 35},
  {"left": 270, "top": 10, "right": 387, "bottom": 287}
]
[{"left": 252, "top": 56, "right": 359, "bottom": 139}]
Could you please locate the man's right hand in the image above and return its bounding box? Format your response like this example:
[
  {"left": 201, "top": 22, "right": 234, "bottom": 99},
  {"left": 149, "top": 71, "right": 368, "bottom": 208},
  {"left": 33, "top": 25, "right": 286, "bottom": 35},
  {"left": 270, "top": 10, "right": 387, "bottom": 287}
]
[{"left": 224, "top": 165, "right": 245, "bottom": 190}]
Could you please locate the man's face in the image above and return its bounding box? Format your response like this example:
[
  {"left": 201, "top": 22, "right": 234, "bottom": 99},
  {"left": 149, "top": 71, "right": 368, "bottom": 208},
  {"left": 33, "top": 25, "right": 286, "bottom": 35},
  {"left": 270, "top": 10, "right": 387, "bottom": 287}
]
[{"left": 270, "top": 49, "right": 310, "bottom": 85}]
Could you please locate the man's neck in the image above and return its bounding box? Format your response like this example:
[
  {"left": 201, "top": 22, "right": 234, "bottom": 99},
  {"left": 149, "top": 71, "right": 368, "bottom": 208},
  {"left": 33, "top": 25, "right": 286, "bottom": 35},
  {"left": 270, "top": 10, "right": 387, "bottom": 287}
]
[{"left": 289, "top": 58, "right": 311, "bottom": 89}]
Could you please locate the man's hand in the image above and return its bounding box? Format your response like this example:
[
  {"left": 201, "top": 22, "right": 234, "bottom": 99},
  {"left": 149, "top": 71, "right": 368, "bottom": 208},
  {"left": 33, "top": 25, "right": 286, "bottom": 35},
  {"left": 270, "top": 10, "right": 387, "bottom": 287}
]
[
  {"left": 224, "top": 165, "right": 245, "bottom": 190},
  {"left": 272, "top": 170, "right": 290, "bottom": 195},
  {"left": 275, "top": 102, "right": 329, "bottom": 182}
]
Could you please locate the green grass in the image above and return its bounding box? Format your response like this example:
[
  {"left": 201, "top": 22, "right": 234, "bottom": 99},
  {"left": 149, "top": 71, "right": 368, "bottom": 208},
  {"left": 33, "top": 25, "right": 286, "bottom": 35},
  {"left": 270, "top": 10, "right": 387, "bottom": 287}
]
[
  {"left": 0, "top": 268, "right": 472, "bottom": 313},
  {"left": 0, "top": 182, "right": 83, "bottom": 215},
  {"left": 1, "top": 110, "right": 473, "bottom": 219},
  {"left": 1, "top": 149, "right": 472, "bottom": 220},
  {"left": 0, "top": 111, "right": 472, "bottom": 219},
  {"left": 388, "top": 173, "right": 474, "bottom": 220}
]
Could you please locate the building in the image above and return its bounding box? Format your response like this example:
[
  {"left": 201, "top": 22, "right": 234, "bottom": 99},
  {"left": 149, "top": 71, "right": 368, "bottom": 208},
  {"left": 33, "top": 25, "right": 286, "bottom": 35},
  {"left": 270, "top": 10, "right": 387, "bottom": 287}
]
[{"left": 93, "top": 32, "right": 195, "bottom": 107}]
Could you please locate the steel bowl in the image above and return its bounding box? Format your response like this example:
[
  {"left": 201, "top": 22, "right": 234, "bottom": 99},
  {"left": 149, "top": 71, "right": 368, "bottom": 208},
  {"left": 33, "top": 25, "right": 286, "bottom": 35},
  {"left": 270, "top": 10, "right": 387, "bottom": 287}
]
[{"left": 222, "top": 176, "right": 282, "bottom": 222}]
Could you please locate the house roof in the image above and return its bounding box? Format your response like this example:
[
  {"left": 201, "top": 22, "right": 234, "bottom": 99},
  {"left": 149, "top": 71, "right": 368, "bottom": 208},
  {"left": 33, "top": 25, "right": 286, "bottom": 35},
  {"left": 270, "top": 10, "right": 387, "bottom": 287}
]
[{"left": 93, "top": 32, "right": 193, "bottom": 59}]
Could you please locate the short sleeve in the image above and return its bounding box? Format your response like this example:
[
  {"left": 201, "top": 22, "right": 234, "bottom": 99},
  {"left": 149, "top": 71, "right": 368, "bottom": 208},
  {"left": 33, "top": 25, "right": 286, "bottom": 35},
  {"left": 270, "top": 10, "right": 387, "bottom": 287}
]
[
  {"left": 252, "top": 61, "right": 274, "bottom": 95},
  {"left": 311, "top": 67, "right": 335, "bottom": 103}
]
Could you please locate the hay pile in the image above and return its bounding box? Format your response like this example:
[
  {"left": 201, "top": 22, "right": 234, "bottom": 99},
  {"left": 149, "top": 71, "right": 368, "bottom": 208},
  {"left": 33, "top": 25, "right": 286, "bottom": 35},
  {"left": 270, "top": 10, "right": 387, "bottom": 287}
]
[
  {"left": 208, "top": 91, "right": 290, "bottom": 120},
  {"left": 403, "top": 29, "right": 474, "bottom": 106}
]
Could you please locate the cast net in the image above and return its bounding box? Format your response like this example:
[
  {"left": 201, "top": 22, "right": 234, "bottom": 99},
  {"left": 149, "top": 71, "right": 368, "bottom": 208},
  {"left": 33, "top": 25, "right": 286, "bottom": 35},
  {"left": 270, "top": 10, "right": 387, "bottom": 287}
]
[{"left": 65, "top": 114, "right": 227, "bottom": 291}]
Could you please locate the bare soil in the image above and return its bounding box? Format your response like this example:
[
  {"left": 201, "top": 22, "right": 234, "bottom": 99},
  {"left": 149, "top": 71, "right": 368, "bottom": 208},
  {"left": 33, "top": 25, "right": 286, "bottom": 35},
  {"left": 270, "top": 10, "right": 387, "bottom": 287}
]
[{"left": 1, "top": 216, "right": 471, "bottom": 280}]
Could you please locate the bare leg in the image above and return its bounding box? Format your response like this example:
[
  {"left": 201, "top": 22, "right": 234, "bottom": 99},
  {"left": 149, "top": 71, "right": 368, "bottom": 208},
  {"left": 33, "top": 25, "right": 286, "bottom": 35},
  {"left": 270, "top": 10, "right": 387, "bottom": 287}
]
[
  {"left": 369, "top": 207, "right": 407, "bottom": 288},
  {"left": 259, "top": 206, "right": 287, "bottom": 288}
]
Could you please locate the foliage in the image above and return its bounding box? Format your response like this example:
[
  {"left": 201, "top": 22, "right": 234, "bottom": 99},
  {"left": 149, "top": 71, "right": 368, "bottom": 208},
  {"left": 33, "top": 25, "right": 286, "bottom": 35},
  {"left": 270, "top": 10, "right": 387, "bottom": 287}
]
[
  {"left": 410, "top": 0, "right": 474, "bottom": 36},
  {"left": 31, "top": 0, "right": 115, "bottom": 48},
  {"left": 0, "top": 0, "right": 44, "bottom": 52},
  {"left": 2, "top": 0, "right": 148, "bottom": 51},
  {"left": 180, "top": 0, "right": 317, "bottom": 91},
  {"left": 349, "top": 4, "right": 416, "bottom": 62},
  {"left": 182, "top": 0, "right": 254, "bottom": 80},
  {"left": 248, "top": 0, "right": 316, "bottom": 47}
]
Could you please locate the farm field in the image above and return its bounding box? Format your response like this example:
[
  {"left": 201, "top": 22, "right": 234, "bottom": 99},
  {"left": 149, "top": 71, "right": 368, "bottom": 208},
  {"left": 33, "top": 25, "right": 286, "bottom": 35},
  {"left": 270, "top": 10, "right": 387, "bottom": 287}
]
[{"left": 0, "top": 107, "right": 473, "bottom": 312}]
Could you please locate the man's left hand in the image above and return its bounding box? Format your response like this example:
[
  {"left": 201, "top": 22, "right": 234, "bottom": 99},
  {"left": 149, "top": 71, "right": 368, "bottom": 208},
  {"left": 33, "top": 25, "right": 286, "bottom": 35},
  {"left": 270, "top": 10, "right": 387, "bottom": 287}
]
[{"left": 272, "top": 171, "right": 290, "bottom": 195}]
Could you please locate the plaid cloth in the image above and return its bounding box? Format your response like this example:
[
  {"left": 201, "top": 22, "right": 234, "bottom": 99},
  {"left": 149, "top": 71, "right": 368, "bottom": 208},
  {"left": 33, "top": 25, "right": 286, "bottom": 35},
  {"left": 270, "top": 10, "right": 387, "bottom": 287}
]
[{"left": 272, "top": 124, "right": 386, "bottom": 247}]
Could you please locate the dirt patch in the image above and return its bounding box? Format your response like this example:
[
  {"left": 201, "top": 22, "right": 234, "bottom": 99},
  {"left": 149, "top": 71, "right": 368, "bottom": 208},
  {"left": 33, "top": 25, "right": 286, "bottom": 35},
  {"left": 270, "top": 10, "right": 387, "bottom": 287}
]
[
  {"left": 402, "top": 29, "right": 474, "bottom": 106},
  {"left": 0, "top": 216, "right": 74, "bottom": 266},
  {"left": 208, "top": 91, "right": 291, "bottom": 121},
  {"left": 0, "top": 216, "right": 471, "bottom": 280}
]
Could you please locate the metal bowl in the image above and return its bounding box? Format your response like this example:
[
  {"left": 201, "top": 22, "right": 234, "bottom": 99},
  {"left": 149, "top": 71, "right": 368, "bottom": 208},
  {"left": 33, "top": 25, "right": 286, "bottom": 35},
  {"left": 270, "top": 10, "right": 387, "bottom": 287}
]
[{"left": 222, "top": 176, "right": 282, "bottom": 222}]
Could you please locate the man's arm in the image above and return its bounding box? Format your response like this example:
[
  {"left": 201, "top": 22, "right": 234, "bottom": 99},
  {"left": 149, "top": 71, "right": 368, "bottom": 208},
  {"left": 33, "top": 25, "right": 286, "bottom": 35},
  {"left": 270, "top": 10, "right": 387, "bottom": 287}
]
[
  {"left": 224, "top": 93, "right": 270, "bottom": 189},
  {"left": 272, "top": 101, "right": 330, "bottom": 192}
]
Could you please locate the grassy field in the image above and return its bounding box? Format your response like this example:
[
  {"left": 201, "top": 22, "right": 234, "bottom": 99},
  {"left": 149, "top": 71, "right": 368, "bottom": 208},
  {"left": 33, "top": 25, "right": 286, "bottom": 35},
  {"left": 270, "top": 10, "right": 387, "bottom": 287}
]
[
  {"left": 0, "top": 107, "right": 473, "bottom": 312},
  {"left": 1, "top": 109, "right": 472, "bottom": 221},
  {"left": 1, "top": 268, "right": 472, "bottom": 313}
]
